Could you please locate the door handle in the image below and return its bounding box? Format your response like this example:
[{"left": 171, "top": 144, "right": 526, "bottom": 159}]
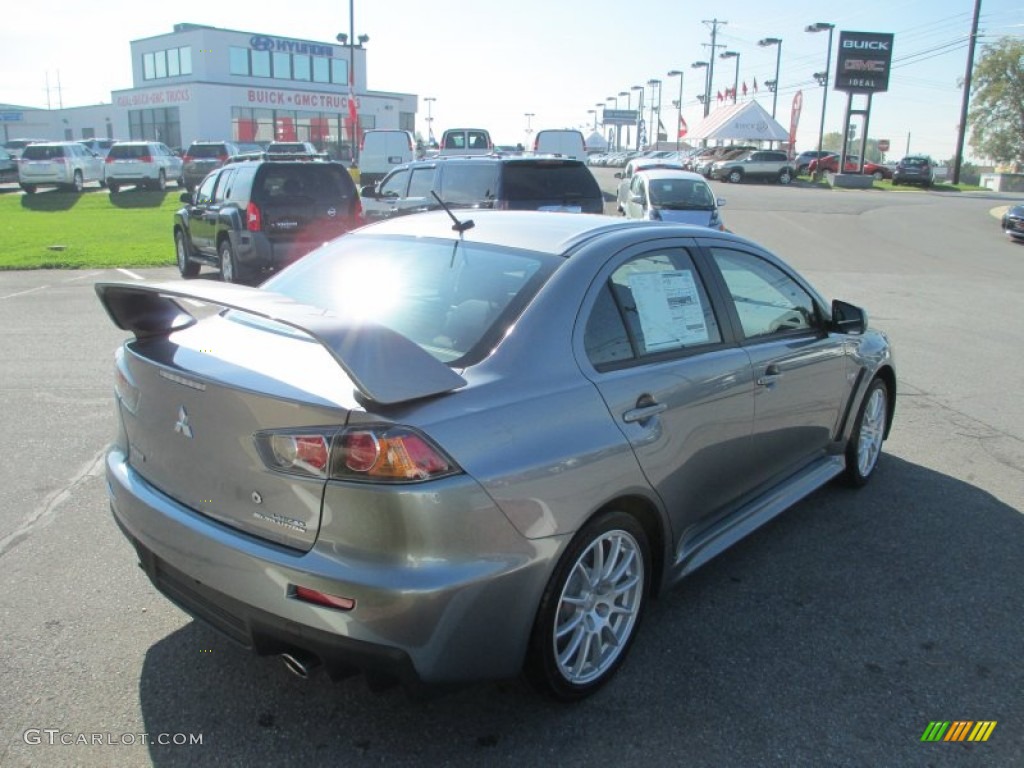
[
  {"left": 757, "top": 364, "right": 783, "bottom": 387},
  {"left": 623, "top": 402, "right": 667, "bottom": 423}
]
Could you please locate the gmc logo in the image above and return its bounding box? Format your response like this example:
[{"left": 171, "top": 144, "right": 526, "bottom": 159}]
[
  {"left": 843, "top": 40, "right": 890, "bottom": 51},
  {"left": 844, "top": 60, "right": 887, "bottom": 72}
]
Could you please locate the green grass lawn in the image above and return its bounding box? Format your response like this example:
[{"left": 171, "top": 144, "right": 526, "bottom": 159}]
[{"left": 0, "top": 187, "right": 181, "bottom": 270}]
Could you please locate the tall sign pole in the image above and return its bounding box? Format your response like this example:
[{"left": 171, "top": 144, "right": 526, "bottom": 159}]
[{"left": 953, "top": 0, "right": 981, "bottom": 184}]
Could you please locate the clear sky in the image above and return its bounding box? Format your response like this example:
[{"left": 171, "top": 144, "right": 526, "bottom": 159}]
[{"left": 1, "top": 0, "right": 1021, "bottom": 161}]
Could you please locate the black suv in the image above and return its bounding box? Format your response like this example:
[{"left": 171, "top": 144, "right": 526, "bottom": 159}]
[
  {"left": 360, "top": 155, "right": 604, "bottom": 221},
  {"left": 174, "top": 157, "right": 362, "bottom": 284},
  {"left": 181, "top": 140, "right": 241, "bottom": 192}
]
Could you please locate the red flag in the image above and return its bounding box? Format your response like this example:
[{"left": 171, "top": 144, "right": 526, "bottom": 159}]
[
  {"left": 678, "top": 115, "right": 688, "bottom": 138},
  {"left": 348, "top": 88, "right": 358, "bottom": 124},
  {"left": 742, "top": 82, "right": 748, "bottom": 97}
]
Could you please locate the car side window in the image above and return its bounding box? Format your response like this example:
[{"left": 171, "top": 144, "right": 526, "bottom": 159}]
[
  {"left": 407, "top": 166, "right": 436, "bottom": 198},
  {"left": 195, "top": 173, "right": 218, "bottom": 205},
  {"left": 213, "top": 169, "right": 236, "bottom": 203},
  {"left": 379, "top": 169, "right": 409, "bottom": 198},
  {"left": 586, "top": 248, "right": 721, "bottom": 368},
  {"left": 710, "top": 247, "right": 818, "bottom": 339}
]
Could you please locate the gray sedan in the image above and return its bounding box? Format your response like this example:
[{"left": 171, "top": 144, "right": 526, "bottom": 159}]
[{"left": 96, "top": 211, "right": 895, "bottom": 701}]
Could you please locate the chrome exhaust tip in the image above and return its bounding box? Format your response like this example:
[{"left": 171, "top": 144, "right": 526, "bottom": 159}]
[{"left": 280, "top": 650, "right": 319, "bottom": 679}]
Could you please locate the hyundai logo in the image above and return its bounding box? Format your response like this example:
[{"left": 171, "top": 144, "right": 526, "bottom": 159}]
[{"left": 250, "top": 35, "right": 275, "bottom": 51}]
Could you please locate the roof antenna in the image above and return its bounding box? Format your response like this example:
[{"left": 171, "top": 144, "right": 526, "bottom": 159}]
[{"left": 431, "top": 191, "right": 474, "bottom": 233}]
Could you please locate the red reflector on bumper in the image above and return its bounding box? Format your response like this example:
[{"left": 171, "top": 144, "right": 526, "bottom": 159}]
[{"left": 292, "top": 585, "right": 355, "bottom": 611}]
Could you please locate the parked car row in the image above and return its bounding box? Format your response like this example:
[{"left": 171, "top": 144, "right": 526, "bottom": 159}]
[{"left": 12, "top": 140, "right": 184, "bottom": 193}]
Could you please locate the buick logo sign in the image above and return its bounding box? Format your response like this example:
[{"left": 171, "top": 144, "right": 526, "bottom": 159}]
[{"left": 250, "top": 35, "right": 274, "bottom": 51}]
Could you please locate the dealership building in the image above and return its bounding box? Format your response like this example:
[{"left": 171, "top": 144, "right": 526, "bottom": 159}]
[{"left": 1, "top": 23, "right": 417, "bottom": 157}]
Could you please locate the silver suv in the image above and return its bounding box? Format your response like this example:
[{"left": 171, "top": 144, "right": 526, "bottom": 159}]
[
  {"left": 104, "top": 141, "right": 184, "bottom": 192},
  {"left": 710, "top": 150, "right": 795, "bottom": 184},
  {"left": 18, "top": 141, "right": 105, "bottom": 193}
]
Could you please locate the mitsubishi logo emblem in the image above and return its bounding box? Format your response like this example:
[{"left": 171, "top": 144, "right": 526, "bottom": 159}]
[{"left": 174, "top": 406, "right": 194, "bottom": 439}]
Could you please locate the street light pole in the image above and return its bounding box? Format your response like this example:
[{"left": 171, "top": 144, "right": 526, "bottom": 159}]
[
  {"left": 806, "top": 22, "right": 835, "bottom": 160},
  {"left": 524, "top": 112, "right": 534, "bottom": 149},
  {"left": 720, "top": 51, "right": 740, "bottom": 104},
  {"left": 587, "top": 109, "right": 598, "bottom": 132},
  {"left": 692, "top": 61, "right": 710, "bottom": 117},
  {"left": 631, "top": 85, "right": 645, "bottom": 149},
  {"left": 757, "top": 37, "right": 783, "bottom": 120},
  {"left": 424, "top": 96, "right": 436, "bottom": 148},
  {"left": 667, "top": 70, "right": 684, "bottom": 150},
  {"left": 647, "top": 79, "right": 661, "bottom": 147}
]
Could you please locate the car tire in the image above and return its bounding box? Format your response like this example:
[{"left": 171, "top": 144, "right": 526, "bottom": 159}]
[
  {"left": 219, "top": 239, "right": 242, "bottom": 284},
  {"left": 778, "top": 168, "right": 793, "bottom": 185},
  {"left": 21, "top": 184, "right": 36, "bottom": 195},
  {"left": 175, "top": 229, "right": 201, "bottom": 279},
  {"left": 872, "top": 171, "right": 884, "bottom": 181},
  {"left": 153, "top": 170, "right": 166, "bottom": 191},
  {"left": 70, "top": 170, "right": 84, "bottom": 193},
  {"left": 843, "top": 377, "right": 888, "bottom": 487},
  {"left": 108, "top": 182, "right": 120, "bottom": 194},
  {"left": 525, "top": 510, "right": 650, "bottom": 701},
  {"left": 727, "top": 169, "right": 743, "bottom": 184}
]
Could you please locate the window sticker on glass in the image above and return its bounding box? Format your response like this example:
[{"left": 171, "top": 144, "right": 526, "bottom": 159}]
[{"left": 628, "top": 270, "right": 710, "bottom": 352}]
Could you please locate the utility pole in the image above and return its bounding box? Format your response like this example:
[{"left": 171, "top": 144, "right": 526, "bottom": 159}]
[
  {"left": 953, "top": 0, "right": 981, "bottom": 185},
  {"left": 703, "top": 19, "right": 727, "bottom": 114}
]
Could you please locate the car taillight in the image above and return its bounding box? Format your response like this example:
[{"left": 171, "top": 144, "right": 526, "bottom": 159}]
[
  {"left": 336, "top": 426, "right": 458, "bottom": 482},
  {"left": 139, "top": 154, "right": 153, "bottom": 163},
  {"left": 218, "top": 154, "right": 228, "bottom": 163},
  {"left": 113, "top": 348, "right": 139, "bottom": 413},
  {"left": 246, "top": 201, "right": 262, "bottom": 231},
  {"left": 254, "top": 426, "right": 460, "bottom": 483},
  {"left": 352, "top": 195, "right": 363, "bottom": 222},
  {"left": 105, "top": 155, "right": 115, "bottom": 163},
  {"left": 183, "top": 155, "right": 193, "bottom": 164}
]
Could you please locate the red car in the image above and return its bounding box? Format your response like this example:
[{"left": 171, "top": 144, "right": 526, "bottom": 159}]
[{"left": 808, "top": 154, "right": 893, "bottom": 180}]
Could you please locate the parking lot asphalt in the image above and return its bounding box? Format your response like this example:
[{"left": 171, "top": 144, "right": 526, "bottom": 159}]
[{"left": 0, "top": 179, "right": 1022, "bottom": 767}]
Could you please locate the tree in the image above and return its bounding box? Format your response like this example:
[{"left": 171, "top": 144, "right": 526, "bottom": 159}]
[{"left": 967, "top": 37, "right": 1024, "bottom": 164}]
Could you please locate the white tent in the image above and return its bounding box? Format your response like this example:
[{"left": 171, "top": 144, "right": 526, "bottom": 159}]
[
  {"left": 585, "top": 131, "right": 608, "bottom": 150},
  {"left": 687, "top": 99, "right": 789, "bottom": 143}
]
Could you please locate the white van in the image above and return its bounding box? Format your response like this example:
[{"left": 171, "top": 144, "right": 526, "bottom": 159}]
[
  {"left": 359, "top": 129, "right": 416, "bottom": 186},
  {"left": 438, "top": 128, "right": 492, "bottom": 156},
  {"left": 533, "top": 129, "right": 587, "bottom": 162}
]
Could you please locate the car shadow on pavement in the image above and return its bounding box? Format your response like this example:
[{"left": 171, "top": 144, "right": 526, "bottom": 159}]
[
  {"left": 108, "top": 188, "right": 182, "bottom": 209},
  {"left": 136, "top": 455, "right": 1023, "bottom": 766},
  {"left": 19, "top": 190, "right": 86, "bottom": 211}
]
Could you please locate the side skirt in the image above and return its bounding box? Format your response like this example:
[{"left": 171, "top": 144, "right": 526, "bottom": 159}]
[{"left": 670, "top": 455, "right": 845, "bottom": 581}]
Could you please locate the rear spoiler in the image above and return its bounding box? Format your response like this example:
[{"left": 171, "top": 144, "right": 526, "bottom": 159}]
[{"left": 94, "top": 281, "right": 467, "bottom": 406}]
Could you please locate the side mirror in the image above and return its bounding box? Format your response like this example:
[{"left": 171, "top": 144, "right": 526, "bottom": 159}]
[
  {"left": 831, "top": 299, "right": 867, "bottom": 334},
  {"left": 179, "top": 191, "right": 191, "bottom": 204},
  {"left": 360, "top": 184, "right": 378, "bottom": 198},
  {"left": 716, "top": 198, "right": 726, "bottom": 207},
  {"left": 614, "top": 172, "right": 623, "bottom": 179},
  {"left": 630, "top": 193, "right": 643, "bottom": 203}
]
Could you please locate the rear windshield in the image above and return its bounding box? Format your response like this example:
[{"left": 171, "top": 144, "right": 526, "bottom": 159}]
[
  {"left": 21, "top": 145, "right": 66, "bottom": 160},
  {"left": 262, "top": 235, "right": 557, "bottom": 364},
  {"left": 901, "top": 157, "right": 929, "bottom": 167},
  {"left": 189, "top": 145, "right": 229, "bottom": 159},
  {"left": 501, "top": 162, "right": 601, "bottom": 201},
  {"left": 255, "top": 164, "right": 355, "bottom": 202},
  {"left": 438, "top": 165, "right": 500, "bottom": 204},
  {"left": 108, "top": 145, "right": 150, "bottom": 159}
]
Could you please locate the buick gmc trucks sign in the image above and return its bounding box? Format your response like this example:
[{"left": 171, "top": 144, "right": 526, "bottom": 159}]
[{"left": 835, "top": 31, "right": 894, "bottom": 93}]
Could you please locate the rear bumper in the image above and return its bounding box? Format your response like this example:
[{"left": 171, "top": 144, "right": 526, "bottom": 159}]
[{"left": 105, "top": 447, "right": 560, "bottom": 687}]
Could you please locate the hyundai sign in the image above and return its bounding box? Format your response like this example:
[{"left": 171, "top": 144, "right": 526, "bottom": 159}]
[
  {"left": 835, "top": 31, "right": 894, "bottom": 93},
  {"left": 249, "top": 35, "right": 333, "bottom": 57}
]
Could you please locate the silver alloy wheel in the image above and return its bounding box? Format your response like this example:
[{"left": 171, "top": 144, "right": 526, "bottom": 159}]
[
  {"left": 857, "top": 386, "right": 887, "bottom": 477},
  {"left": 553, "top": 529, "right": 644, "bottom": 685},
  {"left": 220, "top": 242, "right": 235, "bottom": 282}
]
